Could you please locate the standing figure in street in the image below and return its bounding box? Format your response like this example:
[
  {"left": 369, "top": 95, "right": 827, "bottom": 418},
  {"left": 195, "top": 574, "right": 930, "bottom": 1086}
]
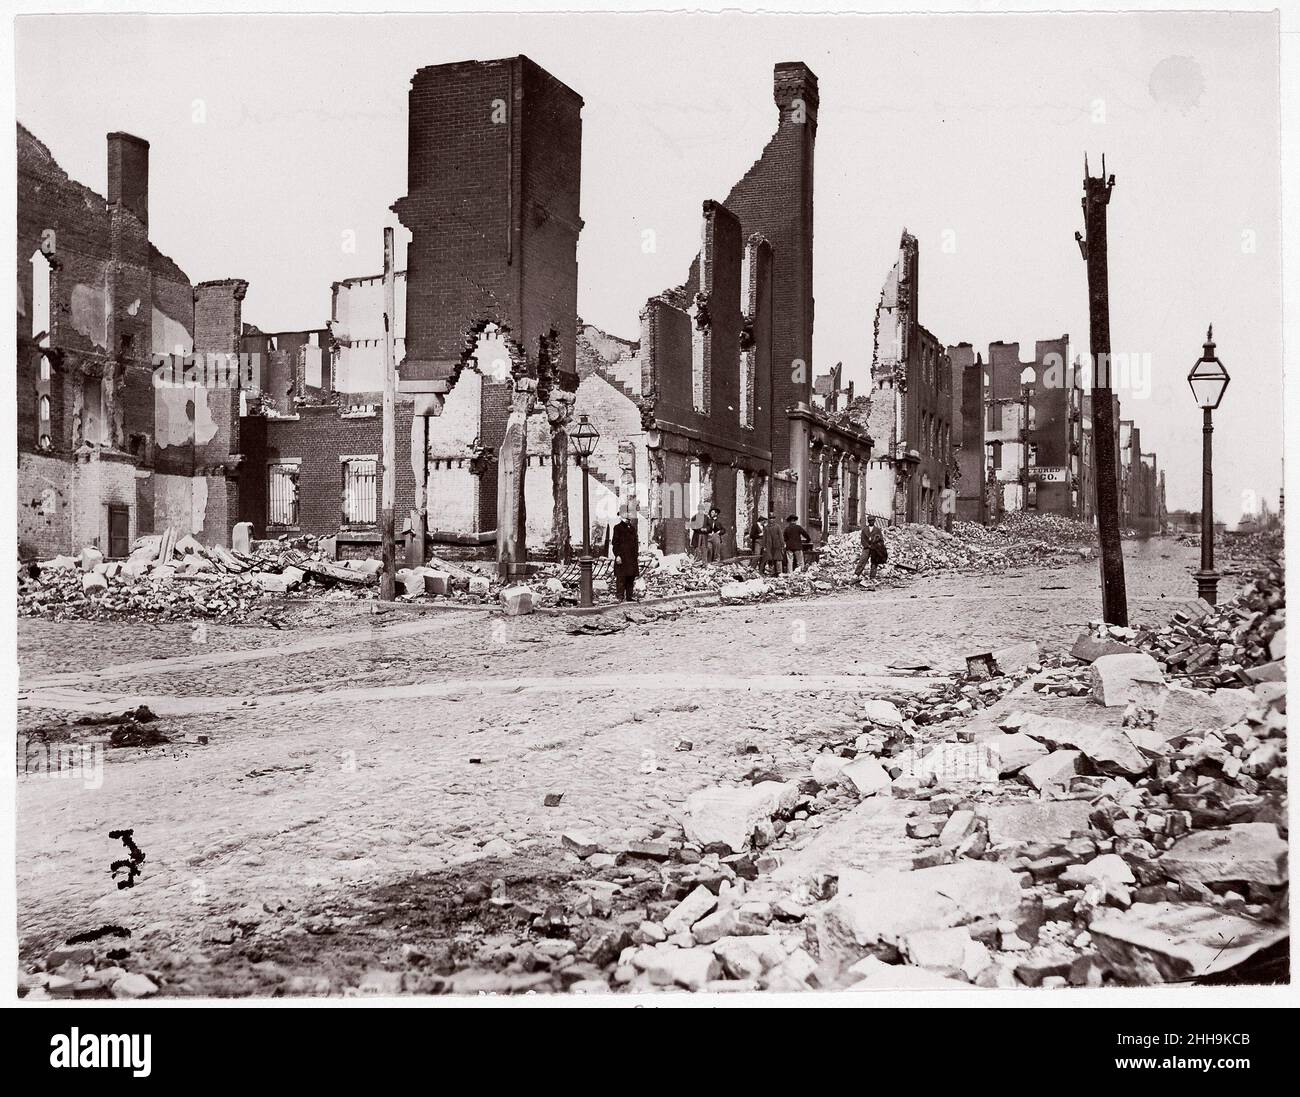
[
  {"left": 705, "top": 506, "right": 725, "bottom": 562},
  {"left": 783, "top": 514, "right": 809, "bottom": 573},
  {"left": 760, "top": 513, "right": 786, "bottom": 575},
  {"left": 855, "top": 515, "right": 888, "bottom": 581},
  {"left": 689, "top": 502, "right": 709, "bottom": 561},
  {"left": 612, "top": 504, "right": 640, "bottom": 602}
]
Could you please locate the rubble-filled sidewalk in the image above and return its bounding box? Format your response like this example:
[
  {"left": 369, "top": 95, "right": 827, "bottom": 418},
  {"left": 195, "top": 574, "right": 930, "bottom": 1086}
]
[
  {"left": 18, "top": 512, "right": 1102, "bottom": 625},
  {"left": 17, "top": 543, "right": 1282, "bottom": 997}
]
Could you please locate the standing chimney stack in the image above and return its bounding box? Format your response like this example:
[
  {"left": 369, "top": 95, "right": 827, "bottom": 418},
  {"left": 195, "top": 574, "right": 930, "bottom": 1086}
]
[{"left": 107, "top": 131, "right": 149, "bottom": 228}]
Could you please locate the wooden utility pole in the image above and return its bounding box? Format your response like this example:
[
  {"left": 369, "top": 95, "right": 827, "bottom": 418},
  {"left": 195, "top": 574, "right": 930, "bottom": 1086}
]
[
  {"left": 1078, "top": 156, "right": 1128, "bottom": 625},
  {"left": 380, "top": 227, "right": 397, "bottom": 601}
]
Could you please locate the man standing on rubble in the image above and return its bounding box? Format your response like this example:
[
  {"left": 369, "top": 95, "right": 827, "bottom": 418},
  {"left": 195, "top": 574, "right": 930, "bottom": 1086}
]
[
  {"left": 783, "top": 514, "right": 809, "bottom": 572},
  {"left": 611, "top": 502, "right": 640, "bottom": 602},
  {"left": 759, "top": 513, "right": 786, "bottom": 576},
  {"left": 705, "top": 506, "right": 726, "bottom": 562},
  {"left": 855, "top": 515, "right": 888, "bottom": 581}
]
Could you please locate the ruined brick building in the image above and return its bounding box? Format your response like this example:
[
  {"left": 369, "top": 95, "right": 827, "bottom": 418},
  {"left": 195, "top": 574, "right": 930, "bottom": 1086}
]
[
  {"left": 946, "top": 342, "right": 986, "bottom": 524},
  {"left": 980, "top": 336, "right": 1081, "bottom": 517},
  {"left": 863, "top": 231, "right": 954, "bottom": 526},
  {"left": 236, "top": 57, "right": 874, "bottom": 563},
  {"left": 16, "top": 124, "right": 247, "bottom": 559}
]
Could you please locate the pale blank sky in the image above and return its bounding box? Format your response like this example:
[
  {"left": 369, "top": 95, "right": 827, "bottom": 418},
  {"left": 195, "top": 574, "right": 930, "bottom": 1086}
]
[{"left": 15, "top": 10, "right": 1281, "bottom": 521}]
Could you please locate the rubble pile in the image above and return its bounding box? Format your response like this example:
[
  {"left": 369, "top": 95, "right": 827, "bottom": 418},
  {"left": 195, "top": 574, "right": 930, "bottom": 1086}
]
[
  {"left": 1069, "top": 561, "right": 1285, "bottom": 690},
  {"left": 356, "top": 578, "right": 1283, "bottom": 994}
]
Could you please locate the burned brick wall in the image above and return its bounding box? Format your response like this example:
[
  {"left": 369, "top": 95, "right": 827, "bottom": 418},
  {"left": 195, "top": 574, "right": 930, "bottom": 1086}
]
[
  {"left": 641, "top": 199, "right": 775, "bottom": 554},
  {"left": 718, "top": 62, "right": 818, "bottom": 474},
  {"left": 394, "top": 55, "right": 582, "bottom": 533}
]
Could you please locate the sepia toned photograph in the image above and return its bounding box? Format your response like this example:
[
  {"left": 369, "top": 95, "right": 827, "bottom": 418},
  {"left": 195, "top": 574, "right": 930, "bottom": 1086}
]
[{"left": 5, "top": 0, "right": 1291, "bottom": 1037}]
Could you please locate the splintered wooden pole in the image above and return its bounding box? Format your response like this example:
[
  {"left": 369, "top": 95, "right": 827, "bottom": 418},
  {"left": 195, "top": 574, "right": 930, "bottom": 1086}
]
[
  {"left": 1081, "top": 159, "right": 1128, "bottom": 626},
  {"left": 380, "top": 226, "right": 397, "bottom": 601}
]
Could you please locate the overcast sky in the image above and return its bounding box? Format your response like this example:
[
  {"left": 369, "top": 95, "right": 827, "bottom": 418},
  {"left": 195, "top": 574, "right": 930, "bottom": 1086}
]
[{"left": 15, "top": 9, "right": 1281, "bottom": 522}]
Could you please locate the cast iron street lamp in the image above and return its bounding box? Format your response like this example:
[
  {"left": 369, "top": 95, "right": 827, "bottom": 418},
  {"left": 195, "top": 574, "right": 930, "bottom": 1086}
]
[
  {"left": 570, "top": 413, "right": 600, "bottom": 607},
  {"left": 1187, "top": 325, "right": 1230, "bottom": 603}
]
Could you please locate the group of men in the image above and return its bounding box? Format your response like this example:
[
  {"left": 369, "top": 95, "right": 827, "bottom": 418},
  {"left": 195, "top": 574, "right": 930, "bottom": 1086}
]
[{"left": 605, "top": 502, "right": 890, "bottom": 602}]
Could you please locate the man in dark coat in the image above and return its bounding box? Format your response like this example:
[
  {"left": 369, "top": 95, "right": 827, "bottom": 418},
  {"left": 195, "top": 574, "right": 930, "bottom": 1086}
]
[
  {"left": 611, "top": 504, "right": 640, "bottom": 601},
  {"left": 783, "top": 514, "right": 810, "bottom": 572},
  {"left": 855, "top": 515, "right": 888, "bottom": 580},
  {"left": 759, "top": 514, "right": 786, "bottom": 575}
]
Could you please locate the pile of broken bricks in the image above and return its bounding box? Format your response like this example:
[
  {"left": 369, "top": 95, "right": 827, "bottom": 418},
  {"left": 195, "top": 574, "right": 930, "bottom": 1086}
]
[
  {"left": 407, "top": 573, "right": 1286, "bottom": 995},
  {"left": 17, "top": 530, "right": 501, "bottom": 622}
]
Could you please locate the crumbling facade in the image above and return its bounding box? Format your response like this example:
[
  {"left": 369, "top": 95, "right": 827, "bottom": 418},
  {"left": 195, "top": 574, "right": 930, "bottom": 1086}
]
[
  {"left": 393, "top": 55, "right": 584, "bottom": 574},
  {"left": 864, "top": 231, "right": 953, "bottom": 526},
  {"left": 16, "top": 123, "right": 245, "bottom": 558},
  {"left": 947, "top": 342, "right": 986, "bottom": 524},
  {"left": 238, "top": 59, "right": 869, "bottom": 561},
  {"left": 981, "top": 336, "right": 1080, "bottom": 517}
]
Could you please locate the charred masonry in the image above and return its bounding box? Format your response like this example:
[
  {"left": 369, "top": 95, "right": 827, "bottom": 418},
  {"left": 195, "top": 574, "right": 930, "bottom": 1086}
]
[{"left": 15, "top": 58, "right": 1165, "bottom": 564}]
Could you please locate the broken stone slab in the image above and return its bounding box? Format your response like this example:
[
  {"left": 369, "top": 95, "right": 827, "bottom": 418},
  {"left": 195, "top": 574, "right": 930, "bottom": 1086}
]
[
  {"left": 662, "top": 884, "right": 718, "bottom": 934},
  {"left": 811, "top": 753, "right": 852, "bottom": 787},
  {"left": 902, "top": 926, "right": 990, "bottom": 981},
  {"left": 893, "top": 742, "right": 999, "bottom": 785},
  {"left": 250, "top": 568, "right": 303, "bottom": 594},
  {"left": 468, "top": 575, "right": 491, "bottom": 596},
  {"left": 860, "top": 699, "right": 904, "bottom": 728},
  {"left": 989, "top": 733, "right": 1049, "bottom": 776},
  {"left": 1245, "top": 660, "right": 1285, "bottom": 684},
  {"left": 561, "top": 831, "right": 603, "bottom": 859},
  {"left": 231, "top": 521, "right": 253, "bottom": 554},
  {"left": 81, "top": 572, "right": 108, "bottom": 594},
  {"left": 939, "top": 809, "right": 977, "bottom": 850},
  {"left": 985, "top": 800, "right": 1094, "bottom": 847},
  {"left": 423, "top": 570, "right": 452, "bottom": 596},
  {"left": 1090, "top": 901, "right": 1289, "bottom": 984},
  {"left": 1069, "top": 632, "right": 1137, "bottom": 663},
  {"left": 499, "top": 584, "right": 534, "bottom": 616},
  {"left": 1268, "top": 627, "right": 1285, "bottom": 662},
  {"left": 1153, "top": 684, "right": 1253, "bottom": 740},
  {"left": 682, "top": 781, "right": 798, "bottom": 854},
  {"left": 1158, "top": 823, "right": 1287, "bottom": 887},
  {"left": 816, "top": 861, "right": 1022, "bottom": 967},
  {"left": 1017, "top": 713, "right": 1149, "bottom": 775},
  {"left": 80, "top": 546, "right": 104, "bottom": 572},
  {"left": 1019, "top": 749, "right": 1087, "bottom": 792},
  {"left": 720, "top": 578, "right": 771, "bottom": 601},
  {"left": 629, "top": 943, "right": 721, "bottom": 990},
  {"left": 841, "top": 757, "right": 893, "bottom": 797},
  {"left": 1089, "top": 652, "right": 1166, "bottom": 707},
  {"left": 110, "top": 972, "right": 158, "bottom": 999}
]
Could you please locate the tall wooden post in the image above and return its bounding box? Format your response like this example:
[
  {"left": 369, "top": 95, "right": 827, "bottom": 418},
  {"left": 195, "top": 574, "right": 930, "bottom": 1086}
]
[
  {"left": 1079, "top": 157, "right": 1128, "bottom": 625},
  {"left": 380, "top": 227, "right": 397, "bottom": 601}
]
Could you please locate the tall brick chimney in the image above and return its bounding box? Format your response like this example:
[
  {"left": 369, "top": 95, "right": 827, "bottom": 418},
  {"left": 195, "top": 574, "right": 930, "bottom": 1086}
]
[{"left": 107, "top": 131, "right": 149, "bottom": 228}]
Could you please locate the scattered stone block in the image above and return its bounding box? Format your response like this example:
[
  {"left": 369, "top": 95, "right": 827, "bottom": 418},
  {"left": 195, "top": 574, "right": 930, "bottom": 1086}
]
[
  {"left": 1090, "top": 652, "right": 1166, "bottom": 707},
  {"left": 1070, "top": 632, "right": 1137, "bottom": 662},
  {"left": 985, "top": 800, "right": 1094, "bottom": 847},
  {"left": 499, "top": 585, "right": 534, "bottom": 616},
  {"left": 1019, "top": 749, "right": 1087, "bottom": 792},
  {"left": 629, "top": 944, "right": 720, "bottom": 990},
  {"left": 841, "top": 757, "right": 893, "bottom": 797},
  {"left": 231, "top": 522, "right": 253, "bottom": 554},
  {"left": 990, "top": 733, "right": 1049, "bottom": 776},
  {"left": 1090, "top": 901, "right": 1289, "bottom": 983},
  {"left": 682, "top": 781, "right": 798, "bottom": 853},
  {"left": 1158, "top": 823, "right": 1287, "bottom": 887},
  {"left": 662, "top": 885, "right": 718, "bottom": 934},
  {"left": 1018, "top": 713, "right": 1149, "bottom": 775}
]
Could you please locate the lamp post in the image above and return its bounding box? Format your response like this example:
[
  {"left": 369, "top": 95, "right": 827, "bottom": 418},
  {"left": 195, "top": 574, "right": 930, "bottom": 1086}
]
[
  {"left": 1187, "top": 325, "right": 1230, "bottom": 604},
  {"left": 569, "top": 413, "right": 601, "bottom": 607}
]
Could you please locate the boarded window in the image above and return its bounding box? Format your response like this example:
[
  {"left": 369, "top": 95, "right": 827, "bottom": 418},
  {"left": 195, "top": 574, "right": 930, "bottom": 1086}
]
[
  {"left": 342, "top": 457, "right": 377, "bottom": 525},
  {"left": 268, "top": 463, "right": 300, "bottom": 527},
  {"left": 987, "top": 402, "right": 1002, "bottom": 432}
]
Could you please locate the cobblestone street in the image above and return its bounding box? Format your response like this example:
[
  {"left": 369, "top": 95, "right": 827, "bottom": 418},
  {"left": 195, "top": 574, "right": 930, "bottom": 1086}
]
[{"left": 15, "top": 539, "right": 1236, "bottom": 993}]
